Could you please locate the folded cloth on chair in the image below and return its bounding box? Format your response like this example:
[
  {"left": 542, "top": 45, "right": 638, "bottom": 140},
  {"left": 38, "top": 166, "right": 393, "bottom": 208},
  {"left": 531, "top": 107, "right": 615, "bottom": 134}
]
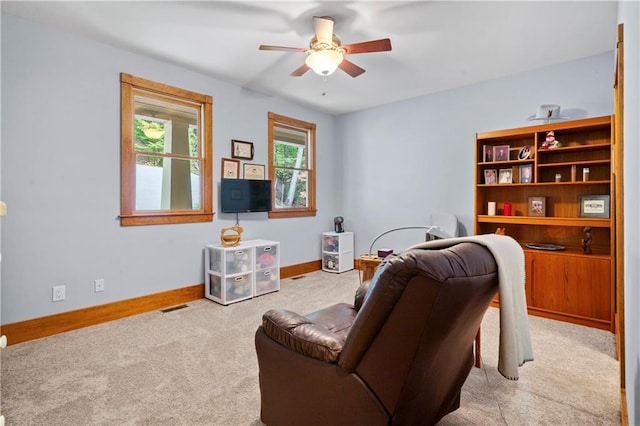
[{"left": 408, "top": 234, "right": 534, "bottom": 380}]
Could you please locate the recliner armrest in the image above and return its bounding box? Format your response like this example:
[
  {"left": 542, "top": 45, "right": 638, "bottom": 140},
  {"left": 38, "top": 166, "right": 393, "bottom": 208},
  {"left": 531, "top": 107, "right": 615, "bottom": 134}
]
[{"left": 261, "top": 309, "right": 346, "bottom": 363}]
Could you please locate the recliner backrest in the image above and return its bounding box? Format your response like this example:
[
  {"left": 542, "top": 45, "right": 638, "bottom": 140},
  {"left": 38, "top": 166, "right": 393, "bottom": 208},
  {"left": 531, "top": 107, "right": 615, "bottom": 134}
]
[{"left": 339, "top": 243, "right": 498, "bottom": 423}]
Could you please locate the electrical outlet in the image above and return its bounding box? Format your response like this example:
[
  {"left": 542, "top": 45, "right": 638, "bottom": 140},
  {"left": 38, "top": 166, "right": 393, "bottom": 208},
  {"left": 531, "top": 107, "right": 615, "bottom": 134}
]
[
  {"left": 52, "top": 285, "right": 65, "bottom": 302},
  {"left": 94, "top": 279, "right": 105, "bottom": 292}
]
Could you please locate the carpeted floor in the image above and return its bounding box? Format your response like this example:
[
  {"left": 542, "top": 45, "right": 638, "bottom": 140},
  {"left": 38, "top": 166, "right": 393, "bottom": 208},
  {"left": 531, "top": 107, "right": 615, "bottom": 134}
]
[{"left": 1, "top": 270, "right": 620, "bottom": 425}]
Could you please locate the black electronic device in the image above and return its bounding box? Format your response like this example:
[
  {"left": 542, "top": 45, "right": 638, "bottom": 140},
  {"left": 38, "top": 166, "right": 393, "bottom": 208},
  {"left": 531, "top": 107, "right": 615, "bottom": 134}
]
[{"left": 221, "top": 179, "right": 272, "bottom": 213}]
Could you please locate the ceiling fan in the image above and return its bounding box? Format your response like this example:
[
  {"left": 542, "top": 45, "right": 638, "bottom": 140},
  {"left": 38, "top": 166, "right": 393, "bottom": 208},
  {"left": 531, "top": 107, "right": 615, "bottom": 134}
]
[{"left": 259, "top": 16, "right": 392, "bottom": 78}]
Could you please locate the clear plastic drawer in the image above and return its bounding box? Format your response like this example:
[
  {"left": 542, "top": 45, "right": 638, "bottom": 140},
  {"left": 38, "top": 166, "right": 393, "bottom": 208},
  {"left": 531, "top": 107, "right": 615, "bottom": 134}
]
[{"left": 255, "top": 268, "right": 279, "bottom": 295}]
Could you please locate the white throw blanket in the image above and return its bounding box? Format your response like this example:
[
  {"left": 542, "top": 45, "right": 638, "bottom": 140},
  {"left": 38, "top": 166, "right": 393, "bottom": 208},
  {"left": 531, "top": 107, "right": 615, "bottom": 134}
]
[{"left": 408, "top": 234, "right": 534, "bottom": 380}]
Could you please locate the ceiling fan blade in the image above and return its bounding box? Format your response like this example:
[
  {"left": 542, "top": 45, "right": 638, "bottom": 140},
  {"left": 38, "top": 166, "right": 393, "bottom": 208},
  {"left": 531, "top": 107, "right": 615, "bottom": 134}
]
[
  {"left": 313, "top": 16, "right": 334, "bottom": 45},
  {"left": 259, "top": 45, "right": 307, "bottom": 53},
  {"left": 343, "top": 38, "right": 392, "bottom": 54},
  {"left": 290, "top": 63, "right": 310, "bottom": 77},
  {"left": 339, "top": 59, "right": 366, "bottom": 78}
]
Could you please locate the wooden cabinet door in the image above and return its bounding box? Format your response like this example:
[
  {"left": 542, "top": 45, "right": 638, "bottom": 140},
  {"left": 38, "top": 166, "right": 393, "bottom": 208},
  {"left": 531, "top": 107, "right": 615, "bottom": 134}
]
[{"left": 527, "top": 251, "right": 612, "bottom": 322}]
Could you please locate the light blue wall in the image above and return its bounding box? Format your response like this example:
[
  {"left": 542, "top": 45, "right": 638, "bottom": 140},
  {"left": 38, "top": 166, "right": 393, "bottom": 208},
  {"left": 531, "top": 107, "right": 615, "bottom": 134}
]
[
  {"left": 337, "top": 53, "right": 614, "bottom": 255},
  {"left": 619, "top": 2, "right": 640, "bottom": 424},
  {"left": 0, "top": 13, "right": 341, "bottom": 323}
]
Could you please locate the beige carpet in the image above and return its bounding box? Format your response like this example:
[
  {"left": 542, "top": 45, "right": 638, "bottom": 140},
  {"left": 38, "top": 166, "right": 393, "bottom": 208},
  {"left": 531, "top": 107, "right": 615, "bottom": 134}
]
[{"left": 1, "top": 270, "right": 620, "bottom": 425}]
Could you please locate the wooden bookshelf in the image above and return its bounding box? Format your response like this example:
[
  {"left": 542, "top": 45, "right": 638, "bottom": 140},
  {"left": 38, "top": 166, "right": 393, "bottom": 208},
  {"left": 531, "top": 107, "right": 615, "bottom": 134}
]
[{"left": 475, "top": 115, "right": 615, "bottom": 331}]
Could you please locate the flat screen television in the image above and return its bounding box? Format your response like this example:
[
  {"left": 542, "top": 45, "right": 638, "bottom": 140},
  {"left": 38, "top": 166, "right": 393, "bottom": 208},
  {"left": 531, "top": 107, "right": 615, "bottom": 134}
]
[{"left": 221, "top": 178, "right": 272, "bottom": 213}]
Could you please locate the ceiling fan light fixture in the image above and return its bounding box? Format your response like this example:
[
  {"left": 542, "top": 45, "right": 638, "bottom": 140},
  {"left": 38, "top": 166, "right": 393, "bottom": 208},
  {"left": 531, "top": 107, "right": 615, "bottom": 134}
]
[{"left": 305, "top": 49, "right": 344, "bottom": 76}]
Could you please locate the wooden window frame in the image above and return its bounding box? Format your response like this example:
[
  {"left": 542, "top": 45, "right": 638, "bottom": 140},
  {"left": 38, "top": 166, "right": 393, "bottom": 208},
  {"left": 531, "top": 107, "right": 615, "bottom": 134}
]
[
  {"left": 268, "top": 112, "right": 317, "bottom": 219},
  {"left": 120, "top": 73, "right": 213, "bottom": 226}
]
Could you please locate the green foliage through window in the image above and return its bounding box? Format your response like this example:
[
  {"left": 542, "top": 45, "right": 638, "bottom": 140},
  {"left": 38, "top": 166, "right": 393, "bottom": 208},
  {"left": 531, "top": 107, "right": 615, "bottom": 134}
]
[
  {"left": 268, "top": 112, "right": 315, "bottom": 218},
  {"left": 273, "top": 140, "right": 308, "bottom": 208}
]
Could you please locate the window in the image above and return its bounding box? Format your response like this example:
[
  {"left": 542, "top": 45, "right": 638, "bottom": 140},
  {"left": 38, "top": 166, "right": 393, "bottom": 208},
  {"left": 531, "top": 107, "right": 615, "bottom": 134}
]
[
  {"left": 268, "top": 112, "right": 316, "bottom": 218},
  {"left": 120, "top": 73, "right": 213, "bottom": 226}
]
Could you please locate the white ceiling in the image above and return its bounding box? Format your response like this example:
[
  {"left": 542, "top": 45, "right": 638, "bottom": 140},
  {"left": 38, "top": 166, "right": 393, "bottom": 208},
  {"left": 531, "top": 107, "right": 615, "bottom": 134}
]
[{"left": 1, "top": 1, "right": 619, "bottom": 115}]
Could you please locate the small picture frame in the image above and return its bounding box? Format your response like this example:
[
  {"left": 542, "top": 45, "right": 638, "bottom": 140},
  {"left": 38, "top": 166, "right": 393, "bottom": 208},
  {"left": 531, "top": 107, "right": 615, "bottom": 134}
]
[
  {"left": 221, "top": 158, "right": 240, "bottom": 179},
  {"left": 231, "top": 139, "right": 254, "bottom": 160},
  {"left": 493, "top": 145, "right": 510, "bottom": 162},
  {"left": 528, "top": 196, "right": 546, "bottom": 217},
  {"left": 520, "top": 164, "right": 533, "bottom": 183},
  {"left": 580, "top": 195, "right": 610, "bottom": 218},
  {"left": 499, "top": 168, "right": 512, "bottom": 184},
  {"left": 243, "top": 163, "right": 265, "bottom": 180},
  {"left": 483, "top": 145, "right": 493, "bottom": 162},
  {"left": 518, "top": 145, "right": 532, "bottom": 160},
  {"left": 484, "top": 169, "right": 497, "bottom": 185}
]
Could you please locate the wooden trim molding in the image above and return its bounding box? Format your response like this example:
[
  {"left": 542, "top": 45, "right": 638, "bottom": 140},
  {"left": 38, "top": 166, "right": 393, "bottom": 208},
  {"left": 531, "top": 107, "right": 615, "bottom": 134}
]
[
  {"left": 280, "top": 260, "right": 322, "bottom": 279},
  {"left": 2, "top": 285, "right": 204, "bottom": 345},
  {"left": 2, "top": 260, "right": 323, "bottom": 345},
  {"left": 614, "top": 22, "right": 626, "bottom": 424}
]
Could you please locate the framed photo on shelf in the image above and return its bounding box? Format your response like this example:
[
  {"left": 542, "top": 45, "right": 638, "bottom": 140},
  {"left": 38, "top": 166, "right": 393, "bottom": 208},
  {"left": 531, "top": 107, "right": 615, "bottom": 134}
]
[
  {"left": 579, "top": 195, "right": 610, "bottom": 218},
  {"left": 483, "top": 145, "right": 493, "bottom": 162},
  {"left": 243, "top": 163, "right": 265, "bottom": 180},
  {"left": 498, "top": 168, "right": 512, "bottom": 184},
  {"left": 493, "top": 145, "right": 510, "bottom": 161},
  {"left": 484, "top": 169, "right": 497, "bottom": 185},
  {"left": 520, "top": 164, "right": 533, "bottom": 183},
  {"left": 528, "top": 196, "right": 546, "bottom": 217},
  {"left": 221, "top": 158, "right": 240, "bottom": 179},
  {"left": 231, "top": 139, "right": 254, "bottom": 160}
]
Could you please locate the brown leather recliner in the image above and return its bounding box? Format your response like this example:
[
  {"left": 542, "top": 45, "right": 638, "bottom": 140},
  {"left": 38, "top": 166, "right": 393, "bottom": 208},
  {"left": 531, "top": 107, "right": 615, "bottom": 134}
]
[{"left": 255, "top": 242, "right": 499, "bottom": 426}]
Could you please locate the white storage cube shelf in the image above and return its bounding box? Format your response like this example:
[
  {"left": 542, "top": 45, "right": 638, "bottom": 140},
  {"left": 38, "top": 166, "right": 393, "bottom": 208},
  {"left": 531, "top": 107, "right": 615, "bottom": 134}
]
[
  {"left": 205, "top": 240, "right": 280, "bottom": 305},
  {"left": 321, "top": 232, "right": 354, "bottom": 273}
]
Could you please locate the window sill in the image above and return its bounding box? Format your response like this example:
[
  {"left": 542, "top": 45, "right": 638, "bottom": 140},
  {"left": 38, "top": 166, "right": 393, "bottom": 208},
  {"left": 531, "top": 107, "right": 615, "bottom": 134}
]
[
  {"left": 268, "top": 209, "right": 317, "bottom": 219},
  {"left": 120, "top": 212, "right": 214, "bottom": 226}
]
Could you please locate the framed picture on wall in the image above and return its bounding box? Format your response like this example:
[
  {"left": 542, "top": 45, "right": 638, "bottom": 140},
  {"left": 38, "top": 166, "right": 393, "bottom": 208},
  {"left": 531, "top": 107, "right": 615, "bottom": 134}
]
[
  {"left": 243, "top": 163, "right": 265, "bottom": 180},
  {"left": 231, "top": 139, "right": 254, "bottom": 160},
  {"left": 221, "top": 158, "right": 240, "bottom": 179}
]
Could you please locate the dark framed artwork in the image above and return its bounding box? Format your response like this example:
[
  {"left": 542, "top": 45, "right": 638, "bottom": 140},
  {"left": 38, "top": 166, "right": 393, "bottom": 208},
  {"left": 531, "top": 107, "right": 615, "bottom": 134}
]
[
  {"left": 231, "top": 139, "right": 254, "bottom": 160},
  {"left": 579, "top": 195, "right": 610, "bottom": 218}
]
